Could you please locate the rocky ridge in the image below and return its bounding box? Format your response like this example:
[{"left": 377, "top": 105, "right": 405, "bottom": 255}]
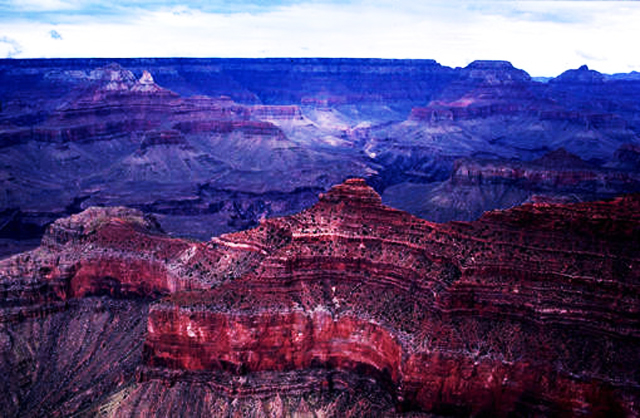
[
  {"left": 0, "top": 179, "right": 638, "bottom": 416},
  {"left": 383, "top": 148, "right": 640, "bottom": 223},
  {"left": 2, "top": 58, "right": 640, "bottom": 263}
]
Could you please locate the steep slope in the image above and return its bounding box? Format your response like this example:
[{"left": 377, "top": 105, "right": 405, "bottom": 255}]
[
  {"left": 546, "top": 64, "right": 640, "bottom": 134},
  {"left": 364, "top": 61, "right": 640, "bottom": 196},
  {"left": 138, "top": 179, "right": 640, "bottom": 416},
  {"left": 383, "top": 148, "right": 640, "bottom": 222},
  {"left": 1, "top": 179, "right": 638, "bottom": 416},
  {"left": 2, "top": 58, "right": 640, "bottom": 259},
  {"left": 0, "top": 63, "right": 370, "bottom": 251}
]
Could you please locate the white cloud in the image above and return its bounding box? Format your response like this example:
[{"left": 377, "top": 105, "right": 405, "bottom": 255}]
[
  {"left": 1, "top": 1, "right": 639, "bottom": 76},
  {"left": 0, "top": 36, "right": 22, "bottom": 58},
  {"left": 7, "top": 0, "right": 82, "bottom": 12}
]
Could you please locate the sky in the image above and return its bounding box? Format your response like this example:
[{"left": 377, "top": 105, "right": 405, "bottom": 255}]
[{"left": 0, "top": 0, "right": 639, "bottom": 77}]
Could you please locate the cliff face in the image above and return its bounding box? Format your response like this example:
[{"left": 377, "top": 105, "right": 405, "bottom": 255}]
[
  {"left": 450, "top": 152, "right": 640, "bottom": 192},
  {"left": 0, "top": 62, "right": 373, "bottom": 253},
  {"left": 2, "top": 179, "right": 636, "bottom": 416},
  {"left": 2, "top": 58, "right": 640, "bottom": 261},
  {"left": 409, "top": 60, "right": 537, "bottom": 122},
  {"left": 138, "top": 179, "right": 640, "bottom": 416},
  {"left": 383, "top": 148, "right": 640, "bottom": 223}
]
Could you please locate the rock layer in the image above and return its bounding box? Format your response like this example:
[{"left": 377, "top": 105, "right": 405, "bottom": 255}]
[
  {"left": 139, "top": 179, "right": 640, "bottom": 416},
  {"left": 383, "top": 148, "right": 640, "bottom": 223},
  {"left": 3, "top": 59, "right": 640, "bottom": 258},
  {"left": 1, "top": 184, "right": 639, "bottom": 416}
]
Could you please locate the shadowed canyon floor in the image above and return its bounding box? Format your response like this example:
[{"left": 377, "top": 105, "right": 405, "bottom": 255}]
[{"left": 1, "top": 179, "right": 638, "bottom": 417}]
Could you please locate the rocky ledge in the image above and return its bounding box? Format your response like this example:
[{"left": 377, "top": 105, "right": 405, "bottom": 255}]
[
  {"left": 143, "top": 179, "right": 640, "bottom": 416},
  {"left": 1, "top": 179, "right": 639, "bottom": 416}
]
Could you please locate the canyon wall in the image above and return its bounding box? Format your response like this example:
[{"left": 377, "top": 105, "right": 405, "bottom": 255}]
[
  {"left": 2, "top": 179, "right": 636, "bottom": 416},
  {"left": 3, "top": 59, "right": 640, "bottom": 258}
]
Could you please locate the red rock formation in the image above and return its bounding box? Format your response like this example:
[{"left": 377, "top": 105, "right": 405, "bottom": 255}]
[
  {"left": 1, "top": 179, "right": 639, "bottom": 416},
  {"left": 448, "top": 149, "right": 640, "bottom": 195},
  {"left": 0, "top": 207, "right": 194, "bottom": 310},
  {"left": 141, "top": 179, "right": 640, "bottom": 416},
  {"left": 409, "top": 60, "right": 539, "bottom": 122},
  {"left": 25, "top": 64, "right": 267, "bottom": 144},
  {"left": 30, "top": 65, "right": 180, "bottom": 143},
  {"left": 382, "top": 147, "right": 640, "bottom": 224}
]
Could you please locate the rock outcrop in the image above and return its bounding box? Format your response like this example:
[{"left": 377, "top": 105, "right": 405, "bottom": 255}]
[
  {"left": 0, "top": 207, "right": 192, "bottom": 314},
  {"left": 383, "top": 148, "right": 640, "bottom": 223},
  {"left": 135, "top": 179, "right": 640, "bottom": 416},
  {"left": 450, "top": 149, "right": 640, "bottom": 193},
  {"left": 551, "top": 65, "right": 606, "bottom": 85},
  {"left": 2, "top": 58, "right": 640, "bottom": 263},
  {"left": 3, "top": 179, "right": 635, "bottom": 416},
  {"left": 0, "top": 62, "right": 373, "bottom": 251},
  {"left": 408, "top": 60, "right": 538, "bottom": 122}
]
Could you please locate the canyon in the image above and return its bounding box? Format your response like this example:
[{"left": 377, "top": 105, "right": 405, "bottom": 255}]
[
  {"left": 2, "top": 59, "right": 640, "bottom": 257},
  {"left": 1, "top": 58, "right": 639, "bottom": 416},
  {"left": 0, "top": 179, "right": 638, "bottom": 416}
]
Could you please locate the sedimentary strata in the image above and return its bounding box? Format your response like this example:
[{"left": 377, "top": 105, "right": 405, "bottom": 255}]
[{"left": 2, "top": 179, "right": 637, "bottom": 416}]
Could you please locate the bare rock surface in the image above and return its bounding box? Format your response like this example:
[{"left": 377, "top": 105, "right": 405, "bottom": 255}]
[{"left": 1, "top": 179, "right": 638, "bottom": 416}]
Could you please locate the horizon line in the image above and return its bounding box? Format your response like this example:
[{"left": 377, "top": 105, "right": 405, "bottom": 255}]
[{"left": 1, "top": 56, "right": 636, "bottom": 78}]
